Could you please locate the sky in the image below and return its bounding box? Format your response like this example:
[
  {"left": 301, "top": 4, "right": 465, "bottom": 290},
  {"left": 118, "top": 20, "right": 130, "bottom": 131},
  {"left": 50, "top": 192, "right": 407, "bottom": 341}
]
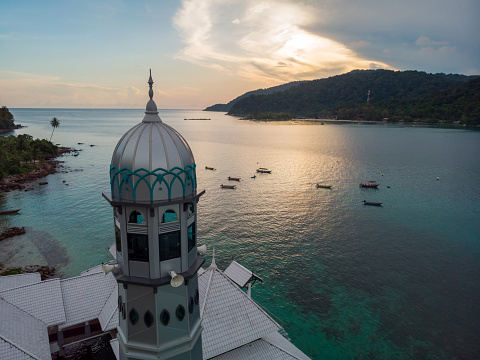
[{"left": 1, "top": 0, "right": 479, "bottom": 109}]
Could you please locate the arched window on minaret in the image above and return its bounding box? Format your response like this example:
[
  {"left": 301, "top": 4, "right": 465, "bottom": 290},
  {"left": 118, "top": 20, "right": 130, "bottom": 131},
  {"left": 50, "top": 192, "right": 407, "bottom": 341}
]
[
  {"left": 162, "top": 209, "right": 177, "bottom": 223},
  {"left": 128, "top": 210, "right": 144, "bottom": 224}
]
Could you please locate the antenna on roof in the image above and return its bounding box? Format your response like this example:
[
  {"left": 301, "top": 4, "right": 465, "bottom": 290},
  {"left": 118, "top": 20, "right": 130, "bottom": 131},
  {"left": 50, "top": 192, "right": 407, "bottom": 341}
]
[{"left": 209, "top": 248, "right": 217, "bottom": 269}]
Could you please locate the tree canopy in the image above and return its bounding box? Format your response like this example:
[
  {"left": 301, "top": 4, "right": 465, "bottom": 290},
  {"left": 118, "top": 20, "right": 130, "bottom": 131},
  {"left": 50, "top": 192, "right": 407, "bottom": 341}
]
[
  {"left": 0, "top": 106, "right": 15, "bottom": 130},
  {"left": 223, "top": 70, "right": 479, "bottom": 124},
  {"left": 0, "top": 134, "right": 58, "bottom": 178}
]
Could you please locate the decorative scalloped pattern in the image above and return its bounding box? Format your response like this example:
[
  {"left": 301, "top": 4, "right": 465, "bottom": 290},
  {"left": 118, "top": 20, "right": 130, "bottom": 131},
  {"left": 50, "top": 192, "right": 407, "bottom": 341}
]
[{"left": 110, "top": 164, "right": 197, "bottom": 201}]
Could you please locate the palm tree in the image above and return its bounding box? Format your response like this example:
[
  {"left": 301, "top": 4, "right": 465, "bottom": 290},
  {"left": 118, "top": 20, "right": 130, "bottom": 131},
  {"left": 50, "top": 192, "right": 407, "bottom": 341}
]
[{"left": 49, "top": 117, "right": 60, "bottom": 142}]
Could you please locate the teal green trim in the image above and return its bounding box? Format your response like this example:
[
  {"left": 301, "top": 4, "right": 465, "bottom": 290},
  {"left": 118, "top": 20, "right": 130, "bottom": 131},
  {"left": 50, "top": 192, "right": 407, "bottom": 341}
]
[{"left": 110, "top": 164, "right": 196, "bottom": 201}]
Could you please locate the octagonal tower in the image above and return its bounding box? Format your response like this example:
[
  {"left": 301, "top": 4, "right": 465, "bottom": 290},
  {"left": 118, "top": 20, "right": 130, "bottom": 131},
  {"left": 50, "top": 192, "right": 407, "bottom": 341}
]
[{"left": 105, "top": 71, "right": 204, "bottom": 360}]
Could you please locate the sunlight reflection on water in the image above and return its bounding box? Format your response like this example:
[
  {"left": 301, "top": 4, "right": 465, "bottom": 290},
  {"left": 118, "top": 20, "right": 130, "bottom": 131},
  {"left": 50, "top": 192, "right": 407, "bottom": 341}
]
[{"left": 2, "top": 109, "right": 480, "bottom": 359}]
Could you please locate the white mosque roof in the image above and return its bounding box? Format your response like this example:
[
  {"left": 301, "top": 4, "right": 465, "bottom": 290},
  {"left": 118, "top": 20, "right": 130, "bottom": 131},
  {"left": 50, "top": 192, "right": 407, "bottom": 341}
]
[
  {"left": 0, "top": 278, "right": 65, "bottom": 327},
  {"left": 0, "top": 299, "right": 51, "bottom": 360},
  {"left": 223, "top": 260, "right": 263, "bottom": 288},
  {"left": 98, "top": 282, "right": 119, "bottom": 331},
  {"left": 0, "top": 273, "right": 41, "bottom": 292},
  {"left": 211, "top": 333, "right": 310, "bottom": 360},
  {"left": 198, "top": 265, "right": 282, "bottom": 359},
  {"left": 0, "top": 260, "right": 310, "bottom": 360},
  {"left": 59, "top": 271, "right": 117, "bottom": 330}
]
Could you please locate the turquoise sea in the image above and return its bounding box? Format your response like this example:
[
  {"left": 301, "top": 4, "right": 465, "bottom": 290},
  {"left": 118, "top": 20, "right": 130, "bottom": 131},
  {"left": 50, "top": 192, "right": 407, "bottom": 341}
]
[{"left": 1, "top": 109, "right": 479, "bottom": 360}]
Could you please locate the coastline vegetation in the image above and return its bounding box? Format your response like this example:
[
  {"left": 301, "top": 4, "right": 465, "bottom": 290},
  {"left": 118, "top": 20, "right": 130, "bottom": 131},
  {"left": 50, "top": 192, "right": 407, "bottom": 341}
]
[
  {"left": 221, "top": 70, "right": 480, "bottom": 125},
  {"left": 0, "top": 106, "right": 15, "bottom": 130},
  {"left": 0, "top": 134, "right": 59, "bottom": 178}
]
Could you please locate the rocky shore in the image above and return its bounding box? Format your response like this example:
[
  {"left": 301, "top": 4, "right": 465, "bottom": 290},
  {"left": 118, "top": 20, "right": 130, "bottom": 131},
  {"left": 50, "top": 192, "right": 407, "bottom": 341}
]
[
  {"left": 0, "top": 146, "right": 74, "bottom": 193},
  {"left": 0, "top": 263, "right": 56, "bottom": 280},
  {"left": 0, "top": 226, "right": 57, "bottom": 280},
  {"left": 0, "top": 227, "right": 26, "bottom": 241}
]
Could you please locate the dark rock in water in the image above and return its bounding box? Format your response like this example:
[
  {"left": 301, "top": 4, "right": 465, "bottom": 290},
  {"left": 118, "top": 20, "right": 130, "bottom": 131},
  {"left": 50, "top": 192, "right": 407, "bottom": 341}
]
[
  {"left": 0, "top": 227, "right": 26, "bottom": 241},
  {"left": 22, "top": 265, "right": 56, "bottom": 280},
  {"left": 24, "top": 187, "right": 34, "bottom": 192}
]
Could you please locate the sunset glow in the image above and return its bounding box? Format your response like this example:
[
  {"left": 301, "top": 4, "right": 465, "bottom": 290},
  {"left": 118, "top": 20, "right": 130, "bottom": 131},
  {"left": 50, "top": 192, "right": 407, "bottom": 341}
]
[{"left": 0, "top": 0, "right": 478, "bottom": 108}]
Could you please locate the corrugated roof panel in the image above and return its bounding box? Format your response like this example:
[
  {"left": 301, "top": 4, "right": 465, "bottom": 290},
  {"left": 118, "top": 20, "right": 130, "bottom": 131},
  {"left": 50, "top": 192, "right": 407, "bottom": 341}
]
[
  {"left": 0, "top": 299, "right": 51, "bottom": 360},
  {"left": 199, "top": 268, "right": 281, "bottom": 359},
  {"left": 59, "top": 272, "right": 116, "bottom": 329},
  {"left": 0, "top": 273, "right": 41, "bottom": 292},
  {"left": 210, "top": 336, "right": 308, "bottom": 360},
  {"left": 0, "top": 279, "right": 65, "bottom": 326},
  {"left": 223, "top": 261, "right": 262, "bottom": 288},
  {"left": 98, "top": 283, "right": 118, "bottom": 331}
]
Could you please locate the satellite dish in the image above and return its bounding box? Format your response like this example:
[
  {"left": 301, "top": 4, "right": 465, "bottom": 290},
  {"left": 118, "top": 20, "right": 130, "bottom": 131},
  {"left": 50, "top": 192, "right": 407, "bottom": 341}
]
[
  {"left": 102, "top": 263, "right": 119, "bottom": 276},
  {"left": 197, "top": 244, "right": 207, "bottom": 256},
  {"left": 169, "top": 271, "right": 184, "bottom": 287}
]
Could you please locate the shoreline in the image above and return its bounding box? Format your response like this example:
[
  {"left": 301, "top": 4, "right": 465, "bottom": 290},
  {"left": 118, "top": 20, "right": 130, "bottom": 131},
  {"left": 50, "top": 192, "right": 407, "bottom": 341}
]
[
  {"left": 242, "top": 118, "right": 479, "bottom": 128},
  {"left": 0, "top": 124, "right": 25, "bottom": 133},
  {"left": 0, "top": 146, "right": 75, "bottom": 194}
]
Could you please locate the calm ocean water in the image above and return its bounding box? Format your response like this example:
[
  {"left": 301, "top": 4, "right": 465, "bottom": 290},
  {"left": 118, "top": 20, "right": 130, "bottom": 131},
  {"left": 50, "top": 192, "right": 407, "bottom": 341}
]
[{"left": 1, "top": 109, "right": 479, "bottom": 360}]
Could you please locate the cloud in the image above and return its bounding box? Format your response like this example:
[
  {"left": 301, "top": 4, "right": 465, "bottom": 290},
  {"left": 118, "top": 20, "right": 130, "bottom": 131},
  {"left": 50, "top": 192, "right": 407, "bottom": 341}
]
[
  {"left": 415, "top": 36, "right": 448, "bottom": 47},
  {"left": 0, "top": 71, "right": 147, "bottom": 108},
  {"left": 350, "top": 41, "right": 371, "bottom": 49},
  {"left": 173, "top": 0, "right": 394, "bottom": 85}
]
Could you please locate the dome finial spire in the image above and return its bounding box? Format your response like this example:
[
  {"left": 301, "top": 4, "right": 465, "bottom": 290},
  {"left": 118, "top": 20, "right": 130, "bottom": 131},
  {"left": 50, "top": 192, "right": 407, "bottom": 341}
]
[{"left": 145, "top": 69, "right": 159, "bottom": 116}]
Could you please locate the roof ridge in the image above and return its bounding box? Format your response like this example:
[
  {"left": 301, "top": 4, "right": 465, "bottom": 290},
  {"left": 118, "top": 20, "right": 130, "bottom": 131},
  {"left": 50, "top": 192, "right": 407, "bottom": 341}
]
[
  {"left": 0, "top": 277, "right": 59, "bottom": 293},
  {"left": 211, "top": 267, "right": 282, "bottom": 329},
  {"left": 0, "top": 333, "right": 42, "bottom": 360},
  {"left": 99, "top": 283, "right": 118, "bottom": 329},
  {"left": 60, "top": 270, "right": 104, "bottom": 282},
  {"left": 263, "top": 333, "right": 306, "bottom": 360},
  {"left": 200, "top": 267, "right": 215, "bottom": 316},
  {"left": 0, "top": 297, "right": 48, "bottom": 326}
]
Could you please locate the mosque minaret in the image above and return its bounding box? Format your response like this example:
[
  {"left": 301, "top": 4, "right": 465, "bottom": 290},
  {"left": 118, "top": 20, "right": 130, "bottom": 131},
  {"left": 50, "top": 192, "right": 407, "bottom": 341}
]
[{"left": 106, "top": 70, "right": 205, "bottom": 359}]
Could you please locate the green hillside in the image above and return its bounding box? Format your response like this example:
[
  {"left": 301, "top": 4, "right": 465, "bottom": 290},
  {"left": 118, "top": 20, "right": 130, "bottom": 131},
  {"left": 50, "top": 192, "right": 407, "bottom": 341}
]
[
  {"left": 0, "top": 106, "right": 15, "bottom": 129},
  {"left": 204, "top": 81, "right": 305, "bottom": 112},
  {"left": 224, "top": 70, "right": 479, "bottom": 124}
]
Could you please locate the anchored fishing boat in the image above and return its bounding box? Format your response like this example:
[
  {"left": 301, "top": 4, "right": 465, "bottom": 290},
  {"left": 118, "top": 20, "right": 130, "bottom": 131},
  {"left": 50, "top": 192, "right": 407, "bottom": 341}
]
[
  {"left": 0, "top": 209, "right": 20, "bottom": 215},
  {"left": 220, "top": 184, "right": 236, "bottom": 189},
  {"left": 362, "top": 200, "right": 383, "bottom": 206},
  {"left": 316, "top": 184, "right": 332, "bottom": 189},
  {"left": 256, "top": 168, "right": 272, "bottom": 173},
  {"left": 205, "top": 166, "right": 216, "bottom": 170},
  {"left": 228, "top": 177, "right": 241, "bottom": 181},
  {"left": 360, "top": 181, "right": 379, "bottom": 188}
]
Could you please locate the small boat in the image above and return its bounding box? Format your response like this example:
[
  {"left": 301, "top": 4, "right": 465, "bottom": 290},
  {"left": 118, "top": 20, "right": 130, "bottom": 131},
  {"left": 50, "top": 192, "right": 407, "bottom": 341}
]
[
  {"left": 220, "top": 184, "right": 236, "bottom": 189},
  {"left": 360, "top": 181, "right": 379, "bottom": 188},
  {"left": 0, "top": 209, "right": 20, "bottom": 215},
  {"left": 362, "top": 200, "right": 383, "bottom": 206},
  {"left": 256, "top": 168, "right": 272, "bottom": 173},
  {"left": 205, "top": 166, "right": 216, "bottom": 170},
  {"left": 228, "top": 177, "right": 241, "bottom": 181},
  {"left": 316, "top": 184, "right": 332, "bottom": 189}
]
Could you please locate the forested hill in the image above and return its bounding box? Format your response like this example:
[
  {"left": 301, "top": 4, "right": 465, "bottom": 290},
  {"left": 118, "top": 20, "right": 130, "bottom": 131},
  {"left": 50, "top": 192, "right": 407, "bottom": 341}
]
[
  {"left": 222, "top": 70, "right": 479, "bottom": 124},
  {"left": 0, "top": 106, "right": 15, "bottom": 130},
  {"left": 204, "top": 80, "right": 305, "bottom": 111}
]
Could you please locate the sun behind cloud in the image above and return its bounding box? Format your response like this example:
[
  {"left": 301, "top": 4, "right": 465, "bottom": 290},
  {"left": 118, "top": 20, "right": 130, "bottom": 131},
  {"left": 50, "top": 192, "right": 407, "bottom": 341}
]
[{"left": 173, "top": 0, "right": 394, "bottom": 85}]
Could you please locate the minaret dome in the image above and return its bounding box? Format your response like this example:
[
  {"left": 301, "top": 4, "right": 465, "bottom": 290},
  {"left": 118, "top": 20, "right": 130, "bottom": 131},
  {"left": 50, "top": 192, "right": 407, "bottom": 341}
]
[{"left": 110, "top": 71, "right": 196, "bottom": 203}]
